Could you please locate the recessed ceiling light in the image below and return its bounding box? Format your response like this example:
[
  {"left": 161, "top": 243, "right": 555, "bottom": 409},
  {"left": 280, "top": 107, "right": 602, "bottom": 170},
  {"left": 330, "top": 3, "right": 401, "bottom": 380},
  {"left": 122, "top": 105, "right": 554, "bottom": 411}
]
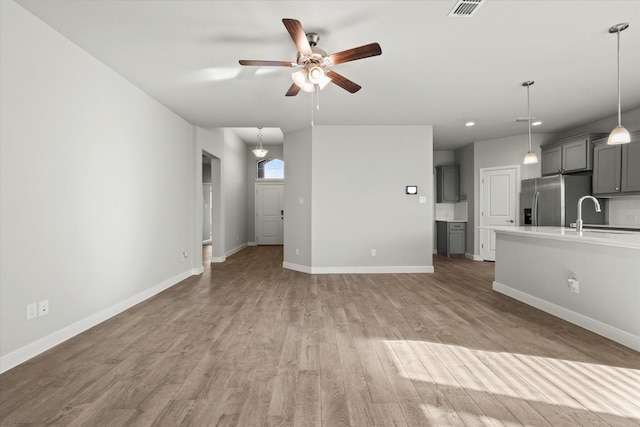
[
  {"left": 532, "top": 121, "right": 542, "bottom": 126},
  {"left": 465, "top": 121, "right": 475, "bottom": 127}
]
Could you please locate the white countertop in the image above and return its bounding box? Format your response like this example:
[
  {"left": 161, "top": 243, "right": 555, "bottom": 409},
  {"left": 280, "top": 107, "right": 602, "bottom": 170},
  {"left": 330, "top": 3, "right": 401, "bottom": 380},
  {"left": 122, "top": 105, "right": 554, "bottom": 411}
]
[{"left": 487, "top": 226, "right": 640, "bottom": 250}]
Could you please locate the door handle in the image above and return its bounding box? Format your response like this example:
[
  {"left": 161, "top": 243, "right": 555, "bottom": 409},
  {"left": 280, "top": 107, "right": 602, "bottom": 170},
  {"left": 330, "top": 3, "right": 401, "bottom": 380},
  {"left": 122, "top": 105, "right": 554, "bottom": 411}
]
[{"left": 507, "top": 219, "right": 515, "bottom": 223}]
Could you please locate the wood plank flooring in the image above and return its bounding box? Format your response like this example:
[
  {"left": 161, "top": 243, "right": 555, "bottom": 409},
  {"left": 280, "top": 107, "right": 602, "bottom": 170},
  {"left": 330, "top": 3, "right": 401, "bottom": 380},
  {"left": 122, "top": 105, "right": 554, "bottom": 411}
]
[{"left": 1, "top": 246, "right": 639, "bottom": 426}]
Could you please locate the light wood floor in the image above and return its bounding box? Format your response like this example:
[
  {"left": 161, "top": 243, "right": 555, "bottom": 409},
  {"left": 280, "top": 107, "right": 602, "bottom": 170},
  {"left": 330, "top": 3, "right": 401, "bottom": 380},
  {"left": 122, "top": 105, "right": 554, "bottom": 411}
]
[{"left": 1, "top": 246, "right": 639, "bottom": 426}]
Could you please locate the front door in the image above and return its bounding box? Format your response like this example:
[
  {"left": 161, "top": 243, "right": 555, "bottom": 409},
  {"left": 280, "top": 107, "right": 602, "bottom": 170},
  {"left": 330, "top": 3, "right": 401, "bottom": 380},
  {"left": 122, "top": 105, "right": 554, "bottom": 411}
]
[
  {"left": 480, "top": 166, "right": 518, "bottom": 261},
  {"left": 256, "top": 182, "right": 284, "bottom": 245}
]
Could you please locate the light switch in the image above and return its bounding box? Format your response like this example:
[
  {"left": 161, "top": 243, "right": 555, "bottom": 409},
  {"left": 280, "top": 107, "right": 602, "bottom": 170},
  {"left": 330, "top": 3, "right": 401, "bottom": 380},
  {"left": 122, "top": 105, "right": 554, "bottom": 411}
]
[{"left": 419, "top": 196, "right": 426, "bottom": 204}]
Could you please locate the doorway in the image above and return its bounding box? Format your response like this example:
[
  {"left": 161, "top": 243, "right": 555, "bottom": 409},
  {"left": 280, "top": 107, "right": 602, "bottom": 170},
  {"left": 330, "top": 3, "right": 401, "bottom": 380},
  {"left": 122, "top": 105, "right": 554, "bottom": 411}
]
[
  {"left": 203, "top": 152, "right": 224, "bottom": 263},
  {"left": 479, "top": 165, "right": 519, "bottom": 261}
]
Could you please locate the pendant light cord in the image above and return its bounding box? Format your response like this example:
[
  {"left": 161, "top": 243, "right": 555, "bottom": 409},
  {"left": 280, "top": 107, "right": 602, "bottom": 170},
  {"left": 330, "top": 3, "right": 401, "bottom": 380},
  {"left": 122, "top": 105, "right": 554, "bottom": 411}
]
[
  {"left": 616, "top": 29, "right": 622, "bottom": 127},
  {"left": 527, "top": 84, "right": 532, "bottom": 151}
]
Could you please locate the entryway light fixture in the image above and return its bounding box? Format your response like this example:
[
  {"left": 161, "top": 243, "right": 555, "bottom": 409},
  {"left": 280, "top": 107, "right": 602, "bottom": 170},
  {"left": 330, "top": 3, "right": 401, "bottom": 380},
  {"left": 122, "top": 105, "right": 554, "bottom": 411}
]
[
  {"left": 522, "top": 81, "right": 538, "bottom": 165},
  {"left": 607, "top": 22, "right": 631, "bottom": 145},
  {"left": 252, "top": 127, "right": 268, "bottom": 158}
]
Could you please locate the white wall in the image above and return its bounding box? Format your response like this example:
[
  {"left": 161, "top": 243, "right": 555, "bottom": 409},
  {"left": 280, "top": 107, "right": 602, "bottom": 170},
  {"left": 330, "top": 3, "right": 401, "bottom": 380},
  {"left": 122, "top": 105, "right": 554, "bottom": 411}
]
[
  {"left": 1, "top": 1, "right": 196, "bottom": 371},
  {"left": 309, "top": 125, "right": 433, "bottom": 273}
]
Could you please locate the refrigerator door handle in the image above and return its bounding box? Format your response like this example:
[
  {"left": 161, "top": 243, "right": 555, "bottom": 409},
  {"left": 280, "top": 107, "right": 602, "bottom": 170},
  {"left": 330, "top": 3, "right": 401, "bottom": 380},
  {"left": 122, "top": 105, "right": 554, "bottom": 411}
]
[{"left": 533, "top": 191, "right": 540, "bottom": 226}]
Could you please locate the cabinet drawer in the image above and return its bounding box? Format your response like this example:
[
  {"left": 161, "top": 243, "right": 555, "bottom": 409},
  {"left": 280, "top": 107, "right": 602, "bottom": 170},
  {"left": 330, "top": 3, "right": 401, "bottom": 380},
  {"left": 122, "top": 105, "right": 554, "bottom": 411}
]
[{"left": 448, "top": 223, "right": 466, "bottom": 230}]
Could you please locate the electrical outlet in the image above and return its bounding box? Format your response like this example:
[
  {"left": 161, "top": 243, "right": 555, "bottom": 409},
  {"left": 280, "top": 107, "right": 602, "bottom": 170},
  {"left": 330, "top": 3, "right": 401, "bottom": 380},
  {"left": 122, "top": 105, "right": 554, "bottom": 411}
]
[
  {"left": 27, "top": 302, "right": 38, "bottom": 320},
  {"left": 38, "top": 300, "right": 49, "bottom": 316},
  {"left": 371, "top": 249, "right": 376, "bottom": 257},
  {"left": 567, "top": 277, "right": 579, "bottom": 294}
]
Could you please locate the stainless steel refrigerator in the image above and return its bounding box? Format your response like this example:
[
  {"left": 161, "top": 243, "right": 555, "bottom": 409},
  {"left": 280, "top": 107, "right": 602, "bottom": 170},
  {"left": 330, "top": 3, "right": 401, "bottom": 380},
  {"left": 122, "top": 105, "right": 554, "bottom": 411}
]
[{"left": 520, "top": 174, "right": 605, "bottom": 227}]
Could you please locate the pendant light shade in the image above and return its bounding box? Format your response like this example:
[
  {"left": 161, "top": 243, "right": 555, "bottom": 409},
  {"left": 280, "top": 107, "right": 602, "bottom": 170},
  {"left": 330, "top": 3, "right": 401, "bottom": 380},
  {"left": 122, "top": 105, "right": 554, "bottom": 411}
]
[
  {"left": 522, "top": 81, "right": 538, "bottom": 164},
  {"left": 252, "top": 127, "right": 268, "bottom": 158},
  {"left": 607, "top": 22, "right": 630, "bottom": 145}
]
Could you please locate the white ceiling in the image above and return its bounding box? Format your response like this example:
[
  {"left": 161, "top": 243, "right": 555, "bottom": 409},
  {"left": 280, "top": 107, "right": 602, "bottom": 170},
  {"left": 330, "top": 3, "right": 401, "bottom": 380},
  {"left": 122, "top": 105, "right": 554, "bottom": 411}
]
[{"left": 16, "top": 0, "right": 640, "bottom": 149}]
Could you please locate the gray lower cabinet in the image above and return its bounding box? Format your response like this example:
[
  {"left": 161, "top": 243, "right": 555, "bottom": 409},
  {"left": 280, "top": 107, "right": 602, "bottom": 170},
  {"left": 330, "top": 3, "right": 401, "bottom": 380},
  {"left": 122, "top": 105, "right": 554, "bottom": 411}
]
[{"left": 436, "top": 221, "right": 466, "bottom": 257}]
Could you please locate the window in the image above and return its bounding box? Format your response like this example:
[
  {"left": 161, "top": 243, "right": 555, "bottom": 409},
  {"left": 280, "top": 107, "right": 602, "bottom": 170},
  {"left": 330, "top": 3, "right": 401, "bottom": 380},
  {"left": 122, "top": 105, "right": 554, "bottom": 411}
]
[{"left": 257, "top": 158, "right": 284, "bottom": 180}]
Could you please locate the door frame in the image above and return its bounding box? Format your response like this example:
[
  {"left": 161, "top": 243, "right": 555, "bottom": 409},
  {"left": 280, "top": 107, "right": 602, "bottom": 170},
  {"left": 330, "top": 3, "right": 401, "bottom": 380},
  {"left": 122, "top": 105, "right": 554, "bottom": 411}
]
[{"left": 478, "top": 165, "right": 520, "bottom": 261}]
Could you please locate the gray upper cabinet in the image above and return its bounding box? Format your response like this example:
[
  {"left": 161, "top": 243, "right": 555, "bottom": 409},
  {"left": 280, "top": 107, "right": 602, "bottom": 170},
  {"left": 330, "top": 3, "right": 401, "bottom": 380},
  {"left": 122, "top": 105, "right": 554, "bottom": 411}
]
[
  {"left": 541, "top": 145, "right": 562, "bottom": 175},
  {"left": 593, "top": 132, "right": 640, "bottom": 196},
  {"left": 436, "top": 165, "right": 460, "bottom": 202},
  {"left": 541, "top": 133, "right": 604, "bottom": 176},
  {"left": 593, "top": 141, "right": 621, "bottom": 194},
  {"left": 621, "top": 139, "right": 640, "bottom": 192}
]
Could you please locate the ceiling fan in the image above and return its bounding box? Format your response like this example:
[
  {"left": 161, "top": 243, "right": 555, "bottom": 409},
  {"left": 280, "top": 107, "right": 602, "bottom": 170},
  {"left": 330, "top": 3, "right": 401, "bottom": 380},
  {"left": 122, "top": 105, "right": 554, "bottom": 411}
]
[{"left": 239, "top": 18, "right": 382, "bottom": 96}]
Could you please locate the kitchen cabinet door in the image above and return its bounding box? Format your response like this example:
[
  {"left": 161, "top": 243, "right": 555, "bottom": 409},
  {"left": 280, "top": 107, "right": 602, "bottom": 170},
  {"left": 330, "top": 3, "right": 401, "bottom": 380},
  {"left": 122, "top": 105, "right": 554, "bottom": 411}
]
[
  {"left": 436, "top": 165, "right": 460, "bottom": 202},
  {"left": 541, "top": 145, "right": 562, "bottom": 175},
  {"left": 448, "top": 230, "right": 465, "bottom": 255},
  {"left": 562, "top": 137, "right": 589, "bottom": 173},
  {"left": 593, "top": 143, "right": 621, "bottom": 194},
  {"left": 621, "top": 141, "right": 640, "bottom": 192}
]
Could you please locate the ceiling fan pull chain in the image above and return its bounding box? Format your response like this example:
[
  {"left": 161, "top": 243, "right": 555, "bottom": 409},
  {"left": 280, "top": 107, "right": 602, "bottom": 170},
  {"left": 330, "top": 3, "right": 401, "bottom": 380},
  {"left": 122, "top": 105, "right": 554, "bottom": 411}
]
[
  {"left": 316, "top": 84, "right": 320, "bottom": 111},
  {"left": 310, "top": 89, "right": 314, "bottom": 127}
]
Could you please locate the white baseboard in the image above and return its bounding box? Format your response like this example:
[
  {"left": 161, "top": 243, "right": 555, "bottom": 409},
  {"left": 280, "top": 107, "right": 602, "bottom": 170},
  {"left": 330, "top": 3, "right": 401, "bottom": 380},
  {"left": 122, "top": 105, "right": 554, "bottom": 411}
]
[
  {"left": 226, "top": 243, "right": 247, "bottom": 258},
  {"left": 282, "top": 262, "right": 312, "bottom": 274},
  {"left": 0, "top": 269, "right": 196, "bottom": 374},
  {"left": 211, "top": 256, "right": 226, "bottom": 263},
  {"left": 283, "top": 262, "right": 434, "bottom": 275},
  {"left": 493, "top": 281, "right": 640, "bottom": 352},
  {"left": 247, "top": 242, "right": 258, "bottom": 247}
]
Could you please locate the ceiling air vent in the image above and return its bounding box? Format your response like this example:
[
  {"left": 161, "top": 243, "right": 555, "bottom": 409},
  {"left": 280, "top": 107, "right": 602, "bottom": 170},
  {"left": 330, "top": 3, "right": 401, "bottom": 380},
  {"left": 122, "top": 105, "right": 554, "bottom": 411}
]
[{"left": 448, "top": 0, "right": 484, "bottom": 17}]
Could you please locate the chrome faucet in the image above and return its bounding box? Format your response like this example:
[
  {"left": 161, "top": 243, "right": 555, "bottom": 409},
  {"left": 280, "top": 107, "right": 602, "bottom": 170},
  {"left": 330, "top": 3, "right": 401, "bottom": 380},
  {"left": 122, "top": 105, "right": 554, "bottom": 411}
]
[{"left": 575, "top": 195, "right": 601, "bottom": 232}]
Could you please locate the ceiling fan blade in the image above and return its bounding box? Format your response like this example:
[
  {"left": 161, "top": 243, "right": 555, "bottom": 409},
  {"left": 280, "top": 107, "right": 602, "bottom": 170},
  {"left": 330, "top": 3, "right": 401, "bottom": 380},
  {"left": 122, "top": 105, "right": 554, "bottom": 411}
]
[
  {"left": 282, "top": 18, "right": 312, "bottom": 56},
  {"left": 329, "top": 42, "right": 382, "bottom": 65},
  {"left": 239, "top": 59, "right": 295, "bottom": 67},
  {"left": 325, "top": 71, "right": 361, "bottom": 93},
  {"left": 285, "top": 83, "right": 301, "bottom": 97}
]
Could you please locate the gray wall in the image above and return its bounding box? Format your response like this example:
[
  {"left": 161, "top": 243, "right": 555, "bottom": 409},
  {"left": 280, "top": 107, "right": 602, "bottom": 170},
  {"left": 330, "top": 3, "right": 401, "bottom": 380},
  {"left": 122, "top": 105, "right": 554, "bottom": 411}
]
[
  {"left": 286, "top": 125, "right": 434, "bottom": 273},
  {"left": 1, "top": 0, "right": 195, "bottom": 368},
  {"left": 283, "top": 128, "right": 313, "bottom": 269}
]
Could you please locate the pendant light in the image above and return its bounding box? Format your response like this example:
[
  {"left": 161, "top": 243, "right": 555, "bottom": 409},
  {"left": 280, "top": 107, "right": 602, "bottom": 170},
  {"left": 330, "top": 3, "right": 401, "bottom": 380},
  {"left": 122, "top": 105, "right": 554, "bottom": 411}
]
[
  {"left": 522, "top": 81, "right": 538, "bottom": 165},
  {"left": 607, "top": 22, "right": 630, "bottom": 145},
  {"left": 252, "top": 127, "right": 268, "bottom": 158}
]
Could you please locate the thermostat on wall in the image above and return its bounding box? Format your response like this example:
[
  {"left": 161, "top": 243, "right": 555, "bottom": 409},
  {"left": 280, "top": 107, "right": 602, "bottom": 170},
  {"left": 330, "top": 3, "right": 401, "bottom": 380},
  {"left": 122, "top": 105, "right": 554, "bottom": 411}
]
[{"left": 406, "top": 186, "right": 418, "bottom": 195}]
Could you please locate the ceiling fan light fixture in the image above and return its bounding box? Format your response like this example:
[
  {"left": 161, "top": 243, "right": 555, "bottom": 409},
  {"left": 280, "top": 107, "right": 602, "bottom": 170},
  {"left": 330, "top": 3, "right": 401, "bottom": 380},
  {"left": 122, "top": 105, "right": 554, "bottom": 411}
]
[
  {"left": 307, "top": 66, "right": 332, "bottom": 89},
  {"left": 608, "top": 22, "right": 631, "bottom": 145},
  {"left": 291, "top": 69, "right": 315, "bottom": 92}
]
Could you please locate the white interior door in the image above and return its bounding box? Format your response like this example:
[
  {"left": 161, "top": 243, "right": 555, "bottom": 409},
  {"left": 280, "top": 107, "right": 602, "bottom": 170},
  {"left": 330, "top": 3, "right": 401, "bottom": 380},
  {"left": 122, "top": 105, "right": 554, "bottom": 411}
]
[
  {"left": 256, "top": 182, "right": 284, "bottom": 245},
  {"left": 480, "top": 166, "right": 518, "bottom": 261}
]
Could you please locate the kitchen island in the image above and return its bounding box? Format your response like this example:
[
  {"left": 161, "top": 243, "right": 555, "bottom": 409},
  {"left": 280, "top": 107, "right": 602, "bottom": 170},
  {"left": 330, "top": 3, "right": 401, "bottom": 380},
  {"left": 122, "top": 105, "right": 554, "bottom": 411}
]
[{"left": 490, "top": 226, "right": 640, "bottom": 351}]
